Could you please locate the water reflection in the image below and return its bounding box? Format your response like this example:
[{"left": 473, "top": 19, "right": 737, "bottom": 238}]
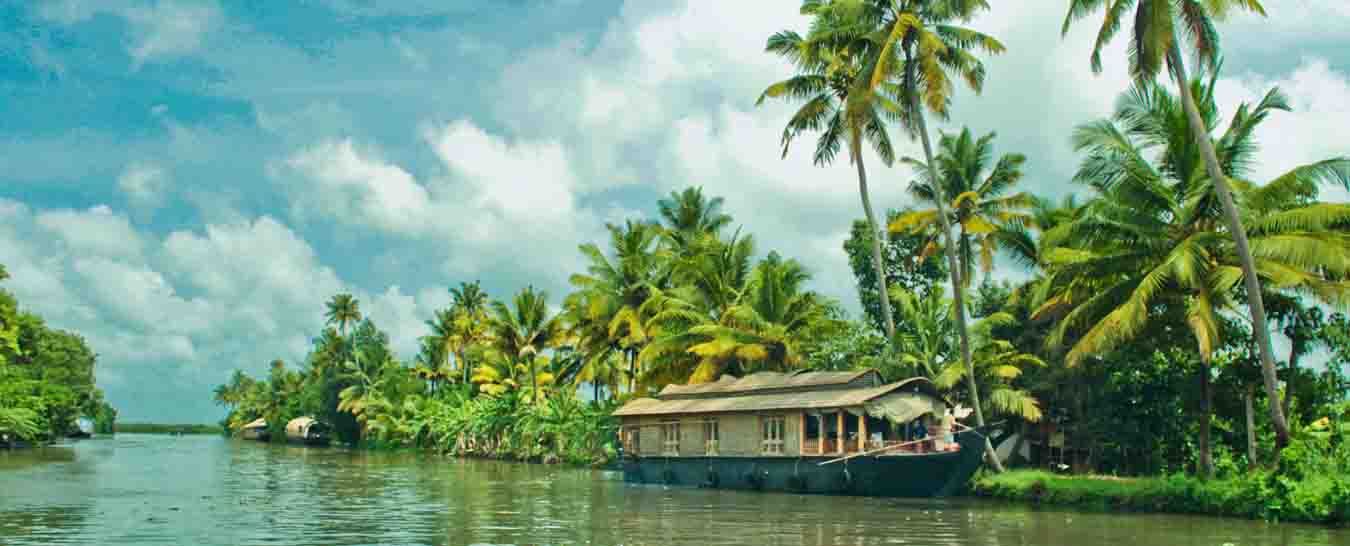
[{"left": 0, "top": 435, "right": 1344, "bottom": 545}]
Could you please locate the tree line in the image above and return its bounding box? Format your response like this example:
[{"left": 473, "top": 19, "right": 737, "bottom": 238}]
[
  {"left": 0, "top": 264, "right": 116, "bottom": 443},
  {"left": 215, "top": 0, "right": 1349, "bottom": 480}
]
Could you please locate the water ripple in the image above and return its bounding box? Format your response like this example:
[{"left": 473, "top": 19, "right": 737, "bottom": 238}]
[{"left": 1, "top": 436, "right": 1346, "bottom": 545}]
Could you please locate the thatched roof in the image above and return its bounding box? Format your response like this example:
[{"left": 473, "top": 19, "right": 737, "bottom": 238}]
[
  {"left": 285, "top": 417, "right": 318, "bottom": 436},
  {"left": 241, "top": 418, "right": 267, "bottom": 430},
  {"left": 615, "top": 376, "right": 942, "bottom": 417},
  {"left": 657, "top": 369, "right": 882, "bottom": 399}
]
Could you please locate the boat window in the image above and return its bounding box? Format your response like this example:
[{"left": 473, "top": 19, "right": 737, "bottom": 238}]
[
  {"left": 761, "top": 415, "right": 785, "bottom": 455},
  {"left": 703, "top": 419, "right": 719, "bottom": 455},
  {"left": 661, "top": 421, "right": 680, "bottom": 456}
]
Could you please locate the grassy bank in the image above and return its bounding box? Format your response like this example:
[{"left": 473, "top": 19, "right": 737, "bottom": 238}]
[
  {"left": 115, "top": 423, "right": 223, "bottom": 435},
  {"left": 971, "top": 470, "right": 1350, "bottom": 525}
]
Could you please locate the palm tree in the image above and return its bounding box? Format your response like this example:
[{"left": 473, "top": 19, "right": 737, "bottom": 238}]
[
  {"left": 568, "top": 220, "right": 665, "bottom": 393},
  {"left": 325, "top": 293, "right": 362, "bottom": 338},
  {"left": 488, "top": 287, "right": 564, "bottom": 403},
  {"left": 843, "top": 0, "right": 1006, "bottom": 471},
  {"left": 212, "top": 370, "right": 255, "bottom": 409},
  {"left": 657, "top": 186, "right": 733, "bottom": 257},
  {"left": 1058, "top": 0, "right": 1301, "bottom": 450},
  {"left": 1042, "top": 79, "right": 1350, "bottom": 475},
  {"left": 891, "top": 127, "right": 1032, "bottom": 286},
  {"left": 449, "top": 281, "right": 491, "bottom": 384},
  {"left": 888, "top": 284, "right": 953, "bottom": 380},
  {"left": 759, "top": 6, "right": 906, "bottom": 343},
  {"left": 641, "top": 252, "right": 835, "bottom": 385}
]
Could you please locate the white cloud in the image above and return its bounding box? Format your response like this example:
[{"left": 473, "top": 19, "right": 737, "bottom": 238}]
[
  {"left": 35, "top": 205, "right": 146, "bottom": 260},
  {"left": 277, "top": 139, "right": 432, "bottom": 235},
  {"left": 118, "top": 161, "right": 170, "bottom": 213},
  {"left": 123, "top": 1, "right": 220, "bottom": 66},
  {"left": 35, "top": 0, "right": 221, "bottom": 66}
]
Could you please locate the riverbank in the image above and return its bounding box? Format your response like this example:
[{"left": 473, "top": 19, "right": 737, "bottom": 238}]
[
  {"left": 115, "top": 423, "right": 223, "bottom": 435},
  {"left": 971, "top": 470, "right": 1350, "bottom": 526}
]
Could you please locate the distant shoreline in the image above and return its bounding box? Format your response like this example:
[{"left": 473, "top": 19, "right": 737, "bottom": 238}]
[{"left": 114, "top": 423, "right": 224, "bottom": 435}]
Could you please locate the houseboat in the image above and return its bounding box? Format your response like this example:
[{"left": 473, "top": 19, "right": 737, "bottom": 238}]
[
  {"left": 613, "top": 369, "right": 986, "bottom": 497},
  {"left": 284, "top": 417, "right": 330, "bottom": 446},
  {"left": 239, "top": 418, "right": 269, "bottom": 441}
]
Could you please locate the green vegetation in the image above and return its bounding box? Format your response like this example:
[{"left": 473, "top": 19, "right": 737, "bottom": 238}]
[
  {"left": 0, "top": 266, "right": 115, "bottom": 444},
  {"left": 213, "top": 187, "right": 843, "bottom": 465},
  {"left": 974, "top": 415, "right": 1350, "bottom": 524},
  {"left": 115, "top": 423, "right": 223, "bottom": 435},
  {"left": 195, "top": 0, "right": 1348, "bottom": 525}
]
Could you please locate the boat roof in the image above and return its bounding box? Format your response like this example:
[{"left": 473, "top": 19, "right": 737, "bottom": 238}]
[
  {"left": 286, "top": 417, "right": 319, "bottom": 434},
  {"left": 657, "top": 369, "right": 882, "bottom": 399},
  {"left": 242, "top": 418, "right": 267, "bottom": 429},
  {"left": 615, "top": 376, "right": 943, "bottom": 417}
]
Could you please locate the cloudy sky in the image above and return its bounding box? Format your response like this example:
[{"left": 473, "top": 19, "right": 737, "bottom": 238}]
[{"left": 3, "top": 1, "right": 1348, "bottom": 422}]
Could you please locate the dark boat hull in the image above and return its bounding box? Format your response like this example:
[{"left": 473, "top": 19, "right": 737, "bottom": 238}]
[
  {"left": 621, "top": 430, "right": 985, "bottom": 497},
  {"left": 286, "top": 436, "right": 330, "bottom": 446}
]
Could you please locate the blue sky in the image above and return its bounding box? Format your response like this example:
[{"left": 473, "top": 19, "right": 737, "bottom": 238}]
[{"left": 3, "top": 1, "right": 1349, "bottom": 422}]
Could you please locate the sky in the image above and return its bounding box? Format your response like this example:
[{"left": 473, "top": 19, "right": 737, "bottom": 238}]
[{"left": 2, "top": 0, "right": 1349, "bottom": 423}]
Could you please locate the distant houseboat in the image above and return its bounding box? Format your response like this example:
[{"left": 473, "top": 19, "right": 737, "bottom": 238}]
[
  {"left": 285, "top": 417, "right": 330, "bottom": 446},
  {"left": 240, "top": 418, "right": 269, "bottom": 441},
  {"left": 613, "top": 370, "right": 986, "bottom": 497}
]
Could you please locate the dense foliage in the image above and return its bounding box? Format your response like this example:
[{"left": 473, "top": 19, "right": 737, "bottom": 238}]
[
  {"left": 213, "top": 187, "right": 845, "bottom": 464},
  {"left": 0, "top": 268, "right": 115, "bottom": 443}
]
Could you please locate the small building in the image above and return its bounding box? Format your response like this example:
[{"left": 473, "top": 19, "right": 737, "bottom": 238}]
[
  {"left": 239, "top": 418, "right": 269, "bottom": 441},
  {"left": 612, "top": 369, "right": 985, "bottom": 497},
  {"left": 284, "top": 417, "right": 329, "bottom": 446}
]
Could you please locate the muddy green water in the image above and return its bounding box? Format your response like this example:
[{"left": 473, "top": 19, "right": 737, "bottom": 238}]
[{"left": 0, "top": 434, "right": 1344, "bottom": 545}]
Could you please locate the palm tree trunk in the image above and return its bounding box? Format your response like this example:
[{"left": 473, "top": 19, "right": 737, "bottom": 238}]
[
  {"left": 1168, "top": 43, "right": 1291, "bottom": 452},
  {"left": 1283, "top": 342, "right": 1297, "bottom": 418},
  {"left": 1245, "top": 383, "right": 1258, "bottom": 468},
  {"left": 851, "top": 137, "right": 898, "bottom": 342},
  {"left": 1198, "top": 361, "right": 1213, "bottom": 478},
  {"left": 911, "top": 94, "right": 1004, "bottom": 473}
]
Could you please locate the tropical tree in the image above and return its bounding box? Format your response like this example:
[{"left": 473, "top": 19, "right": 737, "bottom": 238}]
[
  {"left": 325, "top": 294, "right": 362, "bottom": 338},
  {"left": 759, "top": 6, "right": 906, "bottom": 342},
  {"left": 888, "top": 284, "right": 953, "bottom": 380},
  {"left": 891, "top": 127, "right": 1032, "bottom": 286},
  {"left": 657, "top": 186, "right": 733, "bottom": 258},
  {"left": 212, "top": 370, "right": 256, "bottom": 409},
  {"left": 568, "top": 220, "right": 665, "bottom": 393},
  {"left": 489, "top": 287, "right": 564, "bottom": 403},
  {"left": 1059, "top": 0, "right": 1300, "bottom": 450},
  {"left": 1042, "top": 79, "right": 1350, "bottom": 475},
  {"left": 0, "top": 406, "right": 40, "bottom": 441},
  {"left": 337, "top": 347, "right": 394, "bottom": 434},
  {"left": 641, "top": 252, "right": 836, "bottom": 385},
  {"left": 449, "top": 282, "right": 492, "bottom": 385},
  {"left": 834, "top": 0, "right": 1006, "bottom": 471}
]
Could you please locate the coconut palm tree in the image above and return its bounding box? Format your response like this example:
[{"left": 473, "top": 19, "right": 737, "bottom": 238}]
[
  {"left": 759, "top": 6, "right": 906, "bottom": 343},
  {"left": 488, "top": 287, "right": 564, "bottom": 404},
  {"left": 568, "top": 220, "right": 665, "bottom": 393},
  {"left": 641, "top": 252, "right": 835, "bottom": 385},
  {"left": 838, "top": 0, "right": 1006, "bottom": 470},
  {"left": 657, "top": 186, "right": 733, "bottom": 258},
  {"left": 1042, "top": 79, "right": 1350, "bottom": 475},
  {"left": 888, "top": 284, "right": 954, "bottom": 380},
  {"left": 891, "top": 127, "right": 1033, "bottom": 286},
  {"left": 1058, "top": 0, "right": 1303, "bottom": 450},
  {"left": 325, "top": 293, "right": 362, "bottom": 338},
  {"left": 449, "top": 281, "right": 491, "bottom": 384}
]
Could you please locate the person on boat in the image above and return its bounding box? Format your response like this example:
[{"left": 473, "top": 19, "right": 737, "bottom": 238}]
[
  {"left": 931, "top": 413, "right": 948, "bottom": 451},
  {"left": 941, "top": 409, "right": 957, "bottom": 452}
]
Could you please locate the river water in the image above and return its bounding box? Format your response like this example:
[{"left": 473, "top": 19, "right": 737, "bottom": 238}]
[{"left": 0, "top": 434, "right": 1343, "bottom": 545}]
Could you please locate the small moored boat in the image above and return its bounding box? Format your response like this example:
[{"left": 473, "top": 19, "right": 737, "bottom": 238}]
[
  {"left": 239, "top": 418, "right": 269, "bottom": 441},
  {"left": 285, "top": 417, "right": 330, "bottom": 446},
  {"left": 613, "top": 369, "right": 986, "bottom": 497}
]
